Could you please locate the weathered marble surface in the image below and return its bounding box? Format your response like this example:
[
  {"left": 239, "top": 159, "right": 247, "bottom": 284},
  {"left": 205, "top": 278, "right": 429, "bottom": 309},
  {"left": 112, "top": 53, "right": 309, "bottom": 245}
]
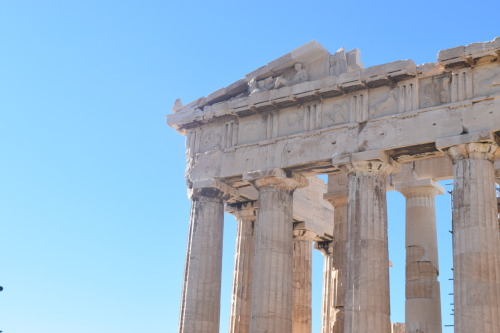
[
  {"left": 321, "top": 179, "right": 348, "bottom": 333},
  {"left": 170, "top": 38, "right": 500, "bottom": 195},
  {"left": 171, "top": 37, "right": 500, "bottom": 333},
  {"left": 226, "top": 202, "right": 257, "bottom": 333},
  {"left": 437, "top": 139, "right": 500, "bottom": 333},
  {"left": 397, "top": 179, "right": 443, "bottom": 333}
]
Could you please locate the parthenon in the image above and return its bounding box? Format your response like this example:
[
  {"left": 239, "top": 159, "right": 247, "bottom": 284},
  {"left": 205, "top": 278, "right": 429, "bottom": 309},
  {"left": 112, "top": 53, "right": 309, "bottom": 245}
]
[{"left": 168, "top": 37, "right": 500, "bottom": 333}]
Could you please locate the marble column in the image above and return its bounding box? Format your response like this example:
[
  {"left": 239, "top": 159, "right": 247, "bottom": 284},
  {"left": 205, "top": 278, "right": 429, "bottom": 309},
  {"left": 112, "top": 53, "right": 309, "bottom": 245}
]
[
  {"left": 226, "top": 201, "right": 258, "bottom": 333},
  {"left": 396, "top": 179, "right": 443, "bottom": 333},
  {"left": 292, "top": 229, "right": 314, "bottom": 333},
  {"left": 178, "top": 186, "right": 227, "bottom": 333},
  {"left": 316, "top": 241, "right": 334, "bottom": 333},
  {"left": 246, "top": 169, "right": 307, "bottom": 333},
  {"left": 444, "top": 142, "right": 500, "bottom": 333},
  {"left": 322, "top": 193, "right": 348, "bottom": 333},
  {"left": 344, "top": 160, "right": 393, "bottom": 333}
]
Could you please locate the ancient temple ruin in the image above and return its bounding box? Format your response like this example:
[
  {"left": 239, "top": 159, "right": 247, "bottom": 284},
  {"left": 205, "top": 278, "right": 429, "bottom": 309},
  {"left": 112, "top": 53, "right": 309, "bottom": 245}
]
[{"left": 168, "top": 37, "right": 500, "bottom": 333}]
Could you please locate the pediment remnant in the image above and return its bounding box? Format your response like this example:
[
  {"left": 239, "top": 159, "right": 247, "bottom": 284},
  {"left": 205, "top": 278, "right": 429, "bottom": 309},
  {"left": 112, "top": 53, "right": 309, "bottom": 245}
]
[{"left": 171, "top": 41, "right": 364, "bottom": 114}]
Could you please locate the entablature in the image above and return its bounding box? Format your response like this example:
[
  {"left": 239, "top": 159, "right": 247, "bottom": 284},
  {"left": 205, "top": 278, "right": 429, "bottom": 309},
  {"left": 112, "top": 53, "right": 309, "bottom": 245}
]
[
  {"left": 169, "top": 37, "right": 500, "bottom": 134},
  {"left": 170, "top": 37, "right": 500, "bottom": 194}
]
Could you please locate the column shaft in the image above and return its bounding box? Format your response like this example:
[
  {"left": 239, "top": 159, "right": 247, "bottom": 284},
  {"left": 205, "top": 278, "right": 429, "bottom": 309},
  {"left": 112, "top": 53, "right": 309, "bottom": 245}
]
[
  {"left": 292, "top": 233, "right": 312, "bottom": 333},
  {"left": 447, "top": 143, "right": 500, "bottom": 333},
  {"left": 250, "top": 187, "right": 293, "bottom": 333},
  {"left": 322, "top": 195, "right": 348, "bottom": 333},
  {"left": 344, "top": 161, "right": 392, "bottom": 333},
  {"left": 248, "top": 172, "right": 307, "bottom": 333},
  {"left": 331, "top": 198, "right": 348, "bottom": 333},
  {"left": 179, "top": 191, "right": 225, "bottom": 333},
  {"left": 228, "top": 202, "right": 257, "bottom": 333},
  {"left": 397, "top": 180, "right": 443, "bottom": 333},
  {"left": 319, "top": 242, "right": 334, "bottom": 333}
]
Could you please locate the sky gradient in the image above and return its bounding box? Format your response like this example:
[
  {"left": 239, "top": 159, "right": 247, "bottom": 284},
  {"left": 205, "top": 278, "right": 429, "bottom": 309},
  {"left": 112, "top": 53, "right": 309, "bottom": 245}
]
[{"left": 1, "top": 1, "right": 499, "bottom": 332}]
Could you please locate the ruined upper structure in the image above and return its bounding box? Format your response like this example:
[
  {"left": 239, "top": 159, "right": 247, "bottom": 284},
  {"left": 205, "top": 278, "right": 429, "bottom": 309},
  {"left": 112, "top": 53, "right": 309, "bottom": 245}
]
[
  {"left": 169, "top": 37, "right": 500, "bottom": 186},
  {"left": 168, "top": 38, "right": 500, "bottom": 333}
]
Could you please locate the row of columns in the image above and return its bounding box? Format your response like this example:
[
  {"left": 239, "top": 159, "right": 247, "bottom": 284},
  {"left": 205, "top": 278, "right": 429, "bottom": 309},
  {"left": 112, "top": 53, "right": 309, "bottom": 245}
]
[{"left": 178, "top": 140, "right": 500, "bottom": 333}]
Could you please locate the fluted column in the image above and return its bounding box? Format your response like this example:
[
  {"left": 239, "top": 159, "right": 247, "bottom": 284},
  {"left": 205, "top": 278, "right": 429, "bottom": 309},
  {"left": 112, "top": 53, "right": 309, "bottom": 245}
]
[
  {"left": 344, "top": 160, "right": 393, "bottom": 333},
  {"left": 246, "top": 169, "right": 308, "bottom": 333},
  {"left": 226, "top": 201, "right": 258, "bottom": 333},
  {"left": 316, "top": 241, "right": 334, "bottom": 333},
  {"left": 292, "top": 229, "right": 314, "bottom": 333},
  {"left": 322, "top": 193, "right": 348, "bottom": 333},
  {"left": 396, "top": 179, "right": 444, "bottom": 333},
  {"left": 443, "top": 142, "right": 500, "bottom": 333},
  {"left": 178, "top": 186, "right": 227, "bottom": 333}
]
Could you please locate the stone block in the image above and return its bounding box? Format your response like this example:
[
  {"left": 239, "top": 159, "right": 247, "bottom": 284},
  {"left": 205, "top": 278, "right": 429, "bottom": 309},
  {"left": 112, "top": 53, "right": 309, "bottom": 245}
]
[
  {"left": 438, "top": 45, "right": 465, "bottom": 63},
  {"left": 436, "top": 131, "right": 499, "bottom": 151},
  {"left": 465, "top": 40, "right": 496, "bottom": 59},
  {"left": 347, "top": 48, "right": 363, "bottom": 70}
]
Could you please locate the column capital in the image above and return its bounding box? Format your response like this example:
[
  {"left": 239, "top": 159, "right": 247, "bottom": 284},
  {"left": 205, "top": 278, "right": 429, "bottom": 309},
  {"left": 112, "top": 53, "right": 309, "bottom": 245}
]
[
  {"left": 436, "top": 131, "right": 499, "bottom": 161},
  {"left": 332, "top": 150, "right": 397, "bottom": 176},
  {"left": 314, "top": 241, "right": 333, "bottom": 256},
  {"left": 188, "top": 179, "right": 237, "bottom": 201},
  {"left": 445, "top": 142, "right": 497, "bottom": 161},
  {"left": 244, "top": 168, "right": 308, "bottom": 191},
  {"left": 348, "top": 160, "right": 394, "bottom": 174},
  {"left": 225, "top": 201, "right": 258, "bottom": 221},
  {"left": 395, "top": 179, "right": 445, "bottom": 198}
]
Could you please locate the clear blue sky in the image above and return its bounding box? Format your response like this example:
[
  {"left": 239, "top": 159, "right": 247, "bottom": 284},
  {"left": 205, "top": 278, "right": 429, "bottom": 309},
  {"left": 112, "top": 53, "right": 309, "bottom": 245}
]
[{"left": 1, "top": 1, "right": 498, "bottom": 332}]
